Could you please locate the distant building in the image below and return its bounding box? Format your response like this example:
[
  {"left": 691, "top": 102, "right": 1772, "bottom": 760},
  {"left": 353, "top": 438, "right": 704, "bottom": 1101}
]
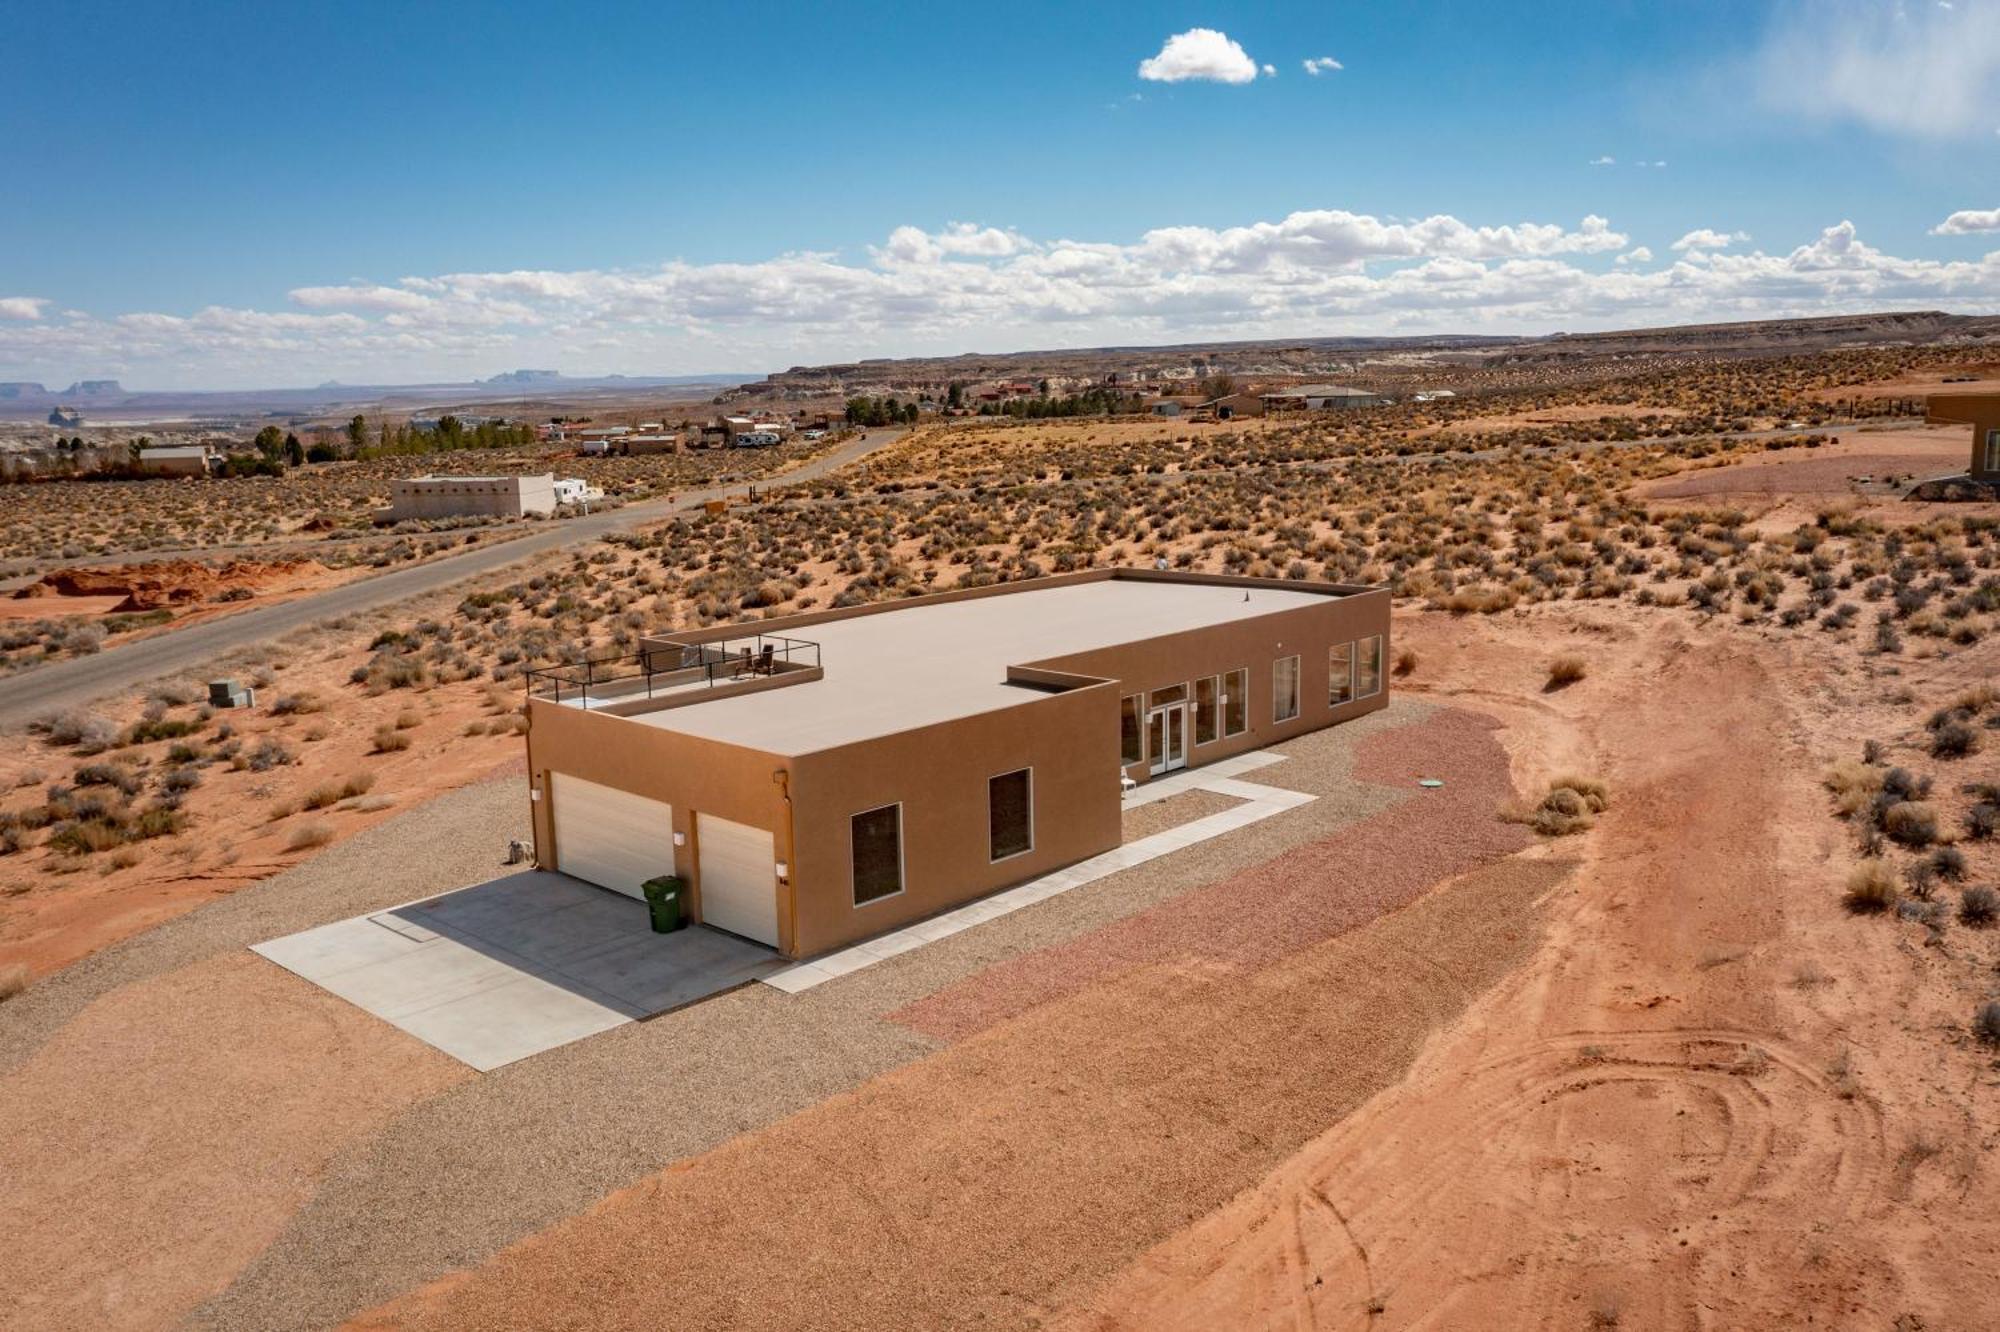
[
  {"left": 134, "top": 444, "right": 217, "bottom": 478},
  {"left": 732, "top": 431, "right": 782, "bottom": 448},
  {"left": 1200, "top": 392, "right": 1265, "bottom": 421},
  {"left": 612, "top": 433, "right": 680, "bottom": 457},
  {"left": 1260, "top": 384, "right": 1391, "bottom": 412},
  {"left": 48, "top": 406, "right": 82, "bottom": 428},
  {"left": 382, "top": 474, "right": 561, "bottom": 522}
]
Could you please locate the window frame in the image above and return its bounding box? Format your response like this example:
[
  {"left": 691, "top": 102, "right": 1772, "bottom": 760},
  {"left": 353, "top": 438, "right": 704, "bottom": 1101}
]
[
  {"left": 1272, "top": 654, "right": 1301, "bottom": 723},
  {"left": 849, "top": 802, "right": 905, "bottom": 907},
  {"left": 1329, "top": 640, "right": 1354, "bottom": 706},
  {"left": 1119, "top": 694, "right": 1144, "bottom": 766},
  {"left": 987, "top": 767, "right": 1034, "bottom": 864},
  {"left": 1355, "top": 634, "right": 1384, "bottom": 699},
  {"left": 1194, "top": 674, "right": 1220, "bottom": 746},
  {"left": 1223, "top": 667, "right": 1249, "bottom": 737},
  {"left": 1986, "top": 428, "right": 2000, "bottom": 473}
]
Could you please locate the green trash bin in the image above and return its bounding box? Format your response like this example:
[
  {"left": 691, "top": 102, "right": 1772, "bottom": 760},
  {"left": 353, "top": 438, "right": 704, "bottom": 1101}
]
[{"left": 641, "top": 875, "right": 688, "bottom": 933}]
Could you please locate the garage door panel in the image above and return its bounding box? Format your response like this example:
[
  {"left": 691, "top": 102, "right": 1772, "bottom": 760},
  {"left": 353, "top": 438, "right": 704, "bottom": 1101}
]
[
  {"left": 552, "top": 774, "right": 674, "bottom": 900},
  {"left": 696, "top": 813, "right": 778, "bottom": 947}
]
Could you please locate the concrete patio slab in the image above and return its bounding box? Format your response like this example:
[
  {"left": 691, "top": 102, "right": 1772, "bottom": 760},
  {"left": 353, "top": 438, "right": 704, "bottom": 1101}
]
[{"left": 252, "top": 870, "right": 782, "bottom": 1071}]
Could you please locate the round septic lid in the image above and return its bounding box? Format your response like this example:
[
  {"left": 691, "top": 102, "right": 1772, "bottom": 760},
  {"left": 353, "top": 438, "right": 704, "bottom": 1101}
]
[{"left": 1418, "top": 778, "right": 1445, "bottom": 788}]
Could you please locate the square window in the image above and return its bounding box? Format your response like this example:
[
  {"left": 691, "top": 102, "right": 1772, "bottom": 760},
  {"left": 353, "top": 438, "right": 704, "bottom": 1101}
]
[
  {"left": 851, "top": 804, "right": 903, "bottom": 905},
  {"left": 989, "top": 768, "right": 1032, "bottom": 861}
]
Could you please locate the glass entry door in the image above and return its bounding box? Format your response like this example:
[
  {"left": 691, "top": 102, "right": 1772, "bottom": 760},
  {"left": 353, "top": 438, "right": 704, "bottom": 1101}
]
[{"left": 1147, "top": 704, "right": 1187, "bottom": 775}]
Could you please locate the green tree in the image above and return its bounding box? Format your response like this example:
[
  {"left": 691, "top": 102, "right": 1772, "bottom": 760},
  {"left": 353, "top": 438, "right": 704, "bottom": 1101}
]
[
  {"left": 252, "top": 425, "right": 285, "bottom": 458},
  {"left": 346, "top": 415, "right": 368, "bottom": 454},
  {"left": 283, "top": 431, "right": 305, "bottom": 466}
]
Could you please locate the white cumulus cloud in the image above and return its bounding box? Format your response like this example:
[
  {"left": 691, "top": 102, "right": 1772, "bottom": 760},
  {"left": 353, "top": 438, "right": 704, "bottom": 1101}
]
[
  {"left": 1671, "top": 228, "right": 1749, "bottom": 251},
  {"left": 1138, "top": 28, "right": 1262, "bottom": 84},
  {"left": 1303, "top": 56, "right": 1343, "bottom": 75},
  {"left": 9, "top": 213, "right": 1999, "bottom": 387},
  {"left": 1934, "top": 206, "right": 2000, "bottom": 234},
  {"left": 0, "top": 297, "right": 48, "bottom": 320},
  {"left": 1589, "top": 155, "right": 1616, "bottom": 166}
]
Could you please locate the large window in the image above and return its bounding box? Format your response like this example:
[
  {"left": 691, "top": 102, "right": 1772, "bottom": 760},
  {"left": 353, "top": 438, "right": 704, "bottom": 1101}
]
[
  {"left": 1273, "top": 655, "right": 1300, "bottom": 723},
  {"left": 1223, "top": 668, "right": 1248, "bottom": 736},
  {"left": 1120, "top": 695, "right": 1143, "bottom": 766},
  {"left": 1356, "top": 635, "right": 1384, "bottom": 699},
  {"left": 1987, "top": 428, "right": 2000, "bottom": 473},
  {"left": 1194, "top": 675, "right": 1220, "bottom": 745},
  {"left": 851, "top": 803, "right": 903, "bottom": 905},
  {"left": 1329, "top": 641, "right": 1353, "bottom": 706},
  {"left": 989, "top": 768, "right": 1032, "bottom": 862}
]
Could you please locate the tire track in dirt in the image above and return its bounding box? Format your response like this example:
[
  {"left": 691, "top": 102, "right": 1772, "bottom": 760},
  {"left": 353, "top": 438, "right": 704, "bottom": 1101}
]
[{"left": 1057, "top": 623, "right": 1913, "bottom": 1331}]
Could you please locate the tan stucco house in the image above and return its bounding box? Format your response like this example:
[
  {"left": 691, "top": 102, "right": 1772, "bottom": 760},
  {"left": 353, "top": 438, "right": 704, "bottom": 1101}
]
[
  {"left": 524, "top": 568, "right": 1391, "bottom": 959},
  {"left": 1927, "top": 392, "right": 2000, "bottom": 481}
]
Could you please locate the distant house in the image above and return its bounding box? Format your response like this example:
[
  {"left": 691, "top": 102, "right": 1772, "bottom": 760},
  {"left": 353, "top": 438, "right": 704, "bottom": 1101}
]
[
  {"left": 613, "top": 433, "right": 680, "bottom": 456},
  {"left": 134, "top": 445, "right": 217, "bottom": 478},
  {"left": 382, "top": 474, "right": 560, "bottom": 522},
  {"left": 1201, "top": 392, "right": 1265, "bottom": 422},
  {"left": 1926, "top": 393, "right": 2000, "bottom": 481},
  {"left": 722, "top": 416, "right": 789, "bottom": 442},
  {"left": 1260, "top": 384, "right": 1391, "bottom": 412},
  {"left": 48, "top": 406, "right": 82, "bottom": 428}
]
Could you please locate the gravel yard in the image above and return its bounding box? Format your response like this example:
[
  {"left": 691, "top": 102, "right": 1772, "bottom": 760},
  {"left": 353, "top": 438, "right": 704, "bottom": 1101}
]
[{"left": 1119, "top": 788, "right": 1245, "bottom": 842}]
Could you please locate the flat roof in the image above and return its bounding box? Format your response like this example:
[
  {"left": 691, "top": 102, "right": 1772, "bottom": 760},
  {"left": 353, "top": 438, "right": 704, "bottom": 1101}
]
[{"left": 625, "top": 579, "right": 1335, "bottom": 754}]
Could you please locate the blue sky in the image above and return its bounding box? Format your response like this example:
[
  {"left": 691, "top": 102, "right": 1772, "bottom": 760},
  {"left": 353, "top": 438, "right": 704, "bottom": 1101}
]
[{"left": 3, "top": 0, "right": 1997, "bottom": 387}]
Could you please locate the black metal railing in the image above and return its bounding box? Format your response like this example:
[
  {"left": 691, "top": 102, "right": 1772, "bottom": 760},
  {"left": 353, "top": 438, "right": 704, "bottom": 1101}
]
[{"left": 525, "top": 634, "right": 821, "bottom": 708}]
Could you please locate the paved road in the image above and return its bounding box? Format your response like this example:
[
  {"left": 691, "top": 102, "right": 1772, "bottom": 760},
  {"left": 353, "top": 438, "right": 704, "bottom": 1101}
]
[{"left": 0, "top": 429, "right": 903, "bottom": 728}]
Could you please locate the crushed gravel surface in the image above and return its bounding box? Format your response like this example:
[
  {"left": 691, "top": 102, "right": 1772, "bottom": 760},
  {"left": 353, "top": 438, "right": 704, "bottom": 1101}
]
[{"left": 1119, "top": 789, "right": 1245, "bottom": 842}]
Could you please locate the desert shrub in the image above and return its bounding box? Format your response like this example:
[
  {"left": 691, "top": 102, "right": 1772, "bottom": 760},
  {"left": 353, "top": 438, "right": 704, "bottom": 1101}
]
[
  {"left": 37, "top": 709, "right": 121, "bottom": 753},
  {"left": 341, "top": 772, "right": 376, "bottom": 798},
  {"left": 1518, "top": 775, "right": 1609, "bottom": 836},
  {"left": 1930, "top": 720, "right": 1980, "bottom": 759},
  {"left": 270, "top": 692, "right": 326, "bottom": 715},
  {"left": 1960, "top": 886, "right": 1998, "bottom": 926},
  {"left": 393, "top": 709, "right": 422, "bottom": 730},
  {"left": 1393, "top": 647, "right": 1417, "bottom": 677},
  {"left": 1905, "top": 860, "right": 1938, "bottom": 900},
  {"left": 1931, "top": 846, "right": 1968, "bottom": 881},
  {"left": 1843, "top": 859, "right": 1899, "bottom": 914},
  {"left": 1546, "top": 656, "right": 1587, "bottom": 688},
  {"left": 132, "top": 806, "right": 185, "bottom": 839},
  {"left": 286, "top": 821, "right": 335, "bottom": 851},
  {"left": 1881, "top": 801, "right": 1940, "bottom": 848},
  {"left": 1967, "top": 803, "right": 1998, "bottom": 840},
  {"left": 158, "top": 766, "right": 202, "bottom": 794},
  {"left": 302, "top": 784, "right": 345, "bottom": 811},
  {"left": 1882, "top": 767, "right": 1931, "bottom": 801},
  {"left": 372, "top": 726, "right": 413, "bottom": 753},
  {"left": 244, "top": 738, "right": 295, "bottom": 771},
  {"left": 1975, "top": 1001, "right": 2000, "bottom": 1045},
  {"left": 0, "top": 963, "right": 26, "bottom": 1003},
  {"left": 126, "top": 716, "right": 199, "bottom": 745},
  {"left": 72, "top": 762, "right": 143, "bottom": 796},
  {"left": 1823, "top": 759, "right": 1885, "bottom": 815}
]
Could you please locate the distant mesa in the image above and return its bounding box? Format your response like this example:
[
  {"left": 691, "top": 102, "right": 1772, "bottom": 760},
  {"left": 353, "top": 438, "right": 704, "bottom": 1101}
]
[
  {"left": 0, "top": 382, "right": 49, "bottom": 400},
  {"left": 482, "top": 369, "right": 565, "bottom": 385},
  {"left": 63, "top": 379, "right": 125, "bottom": 397}
]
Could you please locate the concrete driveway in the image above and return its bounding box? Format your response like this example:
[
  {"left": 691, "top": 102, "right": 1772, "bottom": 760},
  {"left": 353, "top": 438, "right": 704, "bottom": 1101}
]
[{"left": 252, "top": 871, "right": 781, "bottom": 1070}]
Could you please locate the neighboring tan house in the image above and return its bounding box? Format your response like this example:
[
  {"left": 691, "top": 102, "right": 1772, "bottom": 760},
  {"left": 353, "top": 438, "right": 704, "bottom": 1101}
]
[
  {"left": 523, "top": 568, "right": 1391, "bottom": 960},
  {"left": 1927, "top": 393, "right": 2000, "bottom": 481},
  {"left": 381, "top": 474, "right": 560, "bottom": 521},
  {"left": 134, "top": 444, "right": 216, "bottom": 477},
  {"left": 1201, "top": 391, "right": 1266, "bottom": 421},
  {"left": 1261, "top": 384, "right": 1391, "bottom": 412},
  {"left": 614, "top": 433, "right": 680, "bottom": 456}
]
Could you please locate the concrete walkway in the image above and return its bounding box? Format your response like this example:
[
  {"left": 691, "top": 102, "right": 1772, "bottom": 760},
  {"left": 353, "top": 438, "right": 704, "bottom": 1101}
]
[
  {"left": 251, "top": 871, "right": 781, "bottom": 1070},
  {"left": 762, "top": 749, "right": 1312, "bottom": 994}
]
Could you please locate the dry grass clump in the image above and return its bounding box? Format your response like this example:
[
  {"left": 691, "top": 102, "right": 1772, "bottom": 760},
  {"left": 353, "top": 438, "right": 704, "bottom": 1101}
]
[
  {"left": 285, "top": 821, "right": 335, "bottom": 851},
  {"left": 1880, "top": 801, "right": 1941, "bottom": 848},
  {"left": 1545, "top": 656, "right": 1588, "bottom": 689},
  {"left": 1959, "top": 885, "right": 1998, "bottom": 927},
  {"left": 1824, "top": 759, "right": 1885, "bottom": 815},
  {"left": 1392, "top": 647, "right": 1417, "bottom": 677},
  {"left": 1843, "top": 859, "right": 1900, "bottom": 914},
  {"left": 371, "top": 726, "right": 413, "bottom": 753},
  {"left": 1510, "top": 774, "right": 1610, "bottom": 836}
]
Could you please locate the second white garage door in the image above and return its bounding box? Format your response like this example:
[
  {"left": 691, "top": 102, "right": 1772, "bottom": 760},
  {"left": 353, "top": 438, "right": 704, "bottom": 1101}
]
[
  {"left": 551, "top": 774, "right": 674, "bottom": 900},
  {"left": 695, "top": 813, "right": 779, "bottom": 947}
]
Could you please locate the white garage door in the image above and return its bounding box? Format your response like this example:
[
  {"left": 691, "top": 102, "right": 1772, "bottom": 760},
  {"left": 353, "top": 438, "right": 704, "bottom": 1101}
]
[
  {"left": 551, "top": 774, "right": 674, "bottom": 900},
  {"left": 695, "top": 813, "right": 779, "bottom": 947}
]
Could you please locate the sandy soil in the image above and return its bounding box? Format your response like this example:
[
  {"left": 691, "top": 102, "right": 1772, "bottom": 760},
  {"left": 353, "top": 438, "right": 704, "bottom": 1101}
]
[
  {"left": 1638, "top": 425, "right": 1971, "bottom": 502},
  {"left": 0, "top": 646, "right": 530, "bottom": 978},
  {"left": 1057, "top": 609, "right": 2000, "bottom": 1330},
  {"left": 0, "top": 953, "right": 468, "bottom": 1332},
  {"left": 1430, "top": 402, "right": 1688, "bottom": 435}
]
